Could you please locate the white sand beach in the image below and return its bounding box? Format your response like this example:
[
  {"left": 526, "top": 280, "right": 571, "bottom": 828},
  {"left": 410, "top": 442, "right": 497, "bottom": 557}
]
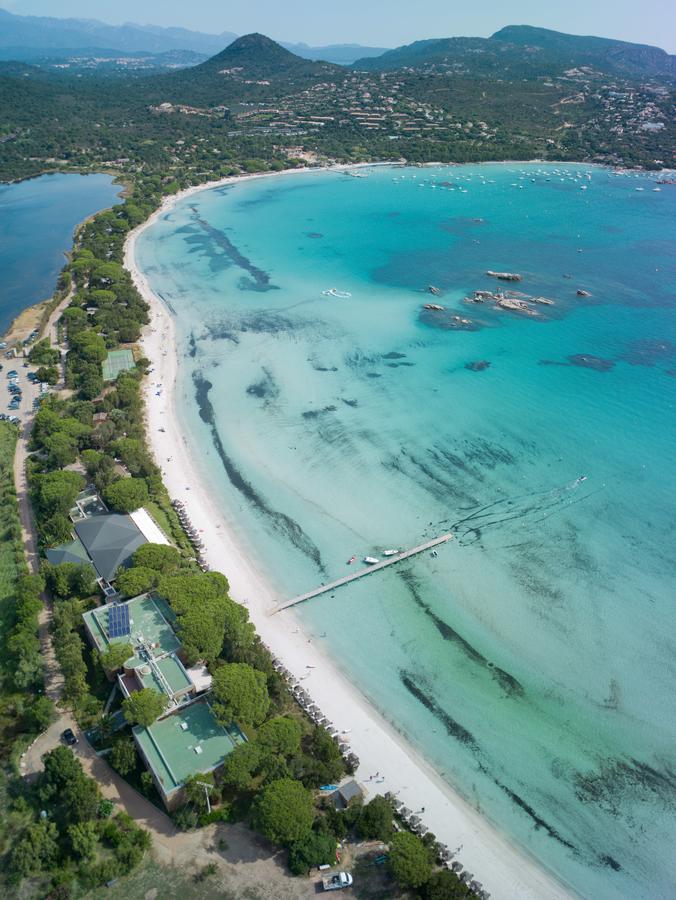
[{"left": 123, "top": 168, "right": 573, "bottom": 900}]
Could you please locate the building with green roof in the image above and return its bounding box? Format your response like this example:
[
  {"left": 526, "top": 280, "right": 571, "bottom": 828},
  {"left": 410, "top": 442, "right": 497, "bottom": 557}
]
[
  {"left": 133, "top": 700, "right": 246, "bottom": 809},
  {"left": 83, "top": 592, "right": 194, "bottom": 712},
  {"left": 84, "top": 593, "right": 245, "bottom": 810},
  {"left": 83, "top": 592, "right": 180, "bottom": 656}
]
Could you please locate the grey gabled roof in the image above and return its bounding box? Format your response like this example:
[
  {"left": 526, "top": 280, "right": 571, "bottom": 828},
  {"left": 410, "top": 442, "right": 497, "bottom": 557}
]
[{"left": 74, "top": 513, "right": 146, "bottom": 582}]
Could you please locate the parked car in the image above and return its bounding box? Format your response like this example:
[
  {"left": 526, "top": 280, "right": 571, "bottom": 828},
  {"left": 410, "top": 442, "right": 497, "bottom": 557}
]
[{"left": 62, "top": 728, "right": 78, "bottom": 746}]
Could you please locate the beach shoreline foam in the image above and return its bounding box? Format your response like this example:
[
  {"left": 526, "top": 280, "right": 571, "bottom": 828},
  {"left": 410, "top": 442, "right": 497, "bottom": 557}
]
[{"left": 124, "top": 164, "right": 574, "bottom": 900}]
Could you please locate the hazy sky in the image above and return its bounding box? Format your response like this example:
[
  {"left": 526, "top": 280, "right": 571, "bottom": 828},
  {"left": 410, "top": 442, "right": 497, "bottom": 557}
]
[{"left": 5, "top": 0, "right": 676, "bottom": 52}]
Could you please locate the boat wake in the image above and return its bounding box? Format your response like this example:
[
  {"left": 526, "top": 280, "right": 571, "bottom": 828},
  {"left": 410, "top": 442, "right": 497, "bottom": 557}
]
[{"left": 440, "top": 477, "right": 597, "bottom": 546}]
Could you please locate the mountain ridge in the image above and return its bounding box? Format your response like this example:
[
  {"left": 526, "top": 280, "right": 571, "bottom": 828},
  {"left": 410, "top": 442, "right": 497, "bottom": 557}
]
[
  {"left": 0, "top": 8, "right": 387, "bottom": 65},
  {"left": 353, "top": 24, "right": 676, "bottom": 79}
]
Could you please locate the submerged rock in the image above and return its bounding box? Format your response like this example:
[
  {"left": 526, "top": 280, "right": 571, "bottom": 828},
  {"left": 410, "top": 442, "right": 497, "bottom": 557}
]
[{"left": 465, "top": 360, "right": 491, "bottom": 372}]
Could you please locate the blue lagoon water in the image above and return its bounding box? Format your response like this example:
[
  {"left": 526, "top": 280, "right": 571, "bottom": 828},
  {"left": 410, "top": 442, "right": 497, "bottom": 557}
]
[
  {"left": 137, "top": 164, "right": 676, "bottom": 898},
  {"left": 0, "top": 173, "right": 121, "bottom": 334}
]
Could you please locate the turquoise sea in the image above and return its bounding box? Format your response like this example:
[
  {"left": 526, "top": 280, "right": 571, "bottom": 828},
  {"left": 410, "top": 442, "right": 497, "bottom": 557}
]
[
  {"left": 0, "top": 173, "right": 121, "bottom": 334},
  {"left": 136, "top": 164, "right": 676, "bottom": 899}
]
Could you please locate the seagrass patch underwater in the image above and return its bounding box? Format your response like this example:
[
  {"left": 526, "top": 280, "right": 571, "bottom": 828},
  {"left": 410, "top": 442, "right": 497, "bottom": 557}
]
[{"left": 137, "top": 163, "right": 676, "bottom": 899}]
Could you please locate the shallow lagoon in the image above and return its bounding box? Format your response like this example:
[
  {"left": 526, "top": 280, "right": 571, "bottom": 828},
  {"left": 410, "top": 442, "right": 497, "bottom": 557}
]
[
  {"left": 0, "top": 173, "right": 121, "bottom": 334},
  {"left": 137, "top": 164, "right": 676, "bottom": 898}
]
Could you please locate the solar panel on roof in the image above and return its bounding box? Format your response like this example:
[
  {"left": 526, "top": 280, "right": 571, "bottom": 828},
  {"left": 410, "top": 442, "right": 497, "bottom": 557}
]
[{"left": 108, "top": 604, "right": 130, "bottom": 639}]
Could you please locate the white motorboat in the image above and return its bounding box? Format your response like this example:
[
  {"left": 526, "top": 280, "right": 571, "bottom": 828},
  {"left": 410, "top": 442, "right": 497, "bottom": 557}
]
[
  {"left": 364, "top": 557, "right": 380, "bottom": 565},
  {"left": 383, "top": 549, "right": 400, "bottom": 557}
]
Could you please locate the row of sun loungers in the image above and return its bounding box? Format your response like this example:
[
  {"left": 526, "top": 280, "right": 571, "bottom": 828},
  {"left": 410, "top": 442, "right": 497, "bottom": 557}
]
[
  {"left": 387, "top": 795, "right": 490, "bottom": 899},
  {"left": 171, "top": 499, "right": 209, "bottom": 571},
  {"left": 268, "top": 653, "right": 360, "bottom": 770}
]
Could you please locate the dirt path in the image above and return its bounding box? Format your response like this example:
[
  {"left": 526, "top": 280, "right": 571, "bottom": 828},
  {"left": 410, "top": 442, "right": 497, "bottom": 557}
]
[
  {"left": 22, "top": 714, "right": 319, "bottom": 899},
  {"left": 13, "top": 287, "right": 322, "bottom": 898}
]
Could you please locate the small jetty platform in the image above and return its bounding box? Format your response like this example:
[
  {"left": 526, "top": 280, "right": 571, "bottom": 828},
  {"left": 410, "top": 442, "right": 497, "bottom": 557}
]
[{"left": 272, "top": 533, "right": 453, "bottom": 614}]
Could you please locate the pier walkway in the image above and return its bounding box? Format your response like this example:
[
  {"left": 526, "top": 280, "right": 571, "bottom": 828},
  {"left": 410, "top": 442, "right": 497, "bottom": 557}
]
[{"left": 272, "top": 533, "right": 453, "bottom": 614}]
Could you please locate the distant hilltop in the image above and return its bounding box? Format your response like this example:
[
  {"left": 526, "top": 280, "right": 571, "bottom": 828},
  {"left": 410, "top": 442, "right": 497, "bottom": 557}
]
[{"left": 353, "top": 24, "right": 676, "bottom": 79}]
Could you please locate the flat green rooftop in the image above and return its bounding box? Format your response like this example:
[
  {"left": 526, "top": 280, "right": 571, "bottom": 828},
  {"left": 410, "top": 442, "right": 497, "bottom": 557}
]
[
  {"left": 127, "top": 653, "right": 192, "bottom": 697},
  {"left": 83, "top": 592, "right": 180, "bottom": 656},
  {"left": 102, "top": 348, "right": 135, "bottom": 381},
  {"left": 133, "top": 701, "right": 245, "bottom": 796}
]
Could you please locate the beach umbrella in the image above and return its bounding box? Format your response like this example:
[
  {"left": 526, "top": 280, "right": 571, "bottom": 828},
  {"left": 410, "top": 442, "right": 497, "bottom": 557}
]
[
  {"left": 451, "top": 861, "right": 463, "bottom": 872},
  {"left": 437, "top": 843, "right": 449, "bottom": 852},
  {"left": 409, "top": 815, "right": 421, "bottom": 826},
  {"left": 399, "top": 806, "right": 411, "bottom": 817}
]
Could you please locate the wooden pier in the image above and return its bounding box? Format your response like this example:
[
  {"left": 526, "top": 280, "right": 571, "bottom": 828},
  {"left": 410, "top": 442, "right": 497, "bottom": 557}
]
[{"left": 272, "top": 533, "right": 453, "bottom": 614}]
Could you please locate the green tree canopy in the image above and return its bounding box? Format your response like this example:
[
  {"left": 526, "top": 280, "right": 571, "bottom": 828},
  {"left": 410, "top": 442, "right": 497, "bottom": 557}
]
[
  {"left": 110, "top": 737, "right": 138, "bottom": 776},
  {"left": 252, "top": 778, "right": 314, "bottom": 847},
  {"left": 44, "top": 431, "right": 78, "bottom": 467},
  {"left": 32, "top": 469, "right": 84, "bottom": 517},
  {"left": 159, "top": 572, "right": 252, "bottom": 664},
  {"left": 89, "top": 289, "right": 117, "bottom": 307},
  {"left": 219, "top": 741, "right": 262, "bottom": 791},
  {"left": 36, "top": 365, "right": 59, "bottom": 385},
  {"left": 184, "top": 772, "right": 215, "bottom": 813},
  {"left": 77, "top": 362, "right": 104, "bottom": 400},
  {"left": 68, "top": 821, "right": 98, "bottom": 860},
  {"left": 104, "top": 477, "right": 149, "bottom": 513},
  {"left": 288, "top": 830, "right": 337, "bottom": 876},
  {"left": 115, "top": 565, "right": 158, "bottom": 598},
  {"left": 70, "top": 330, "right": 108, "bottom": 364},
  {"left": 121, "top": 687, "right": 165, "bottom": 727},
  {"left": 132, "top": 543, "right": 182, "bottom": 572},
  {"left": 44, "top": 561, "right": 96, "bottom": 601},
  {"left": 423, "top": 868, "right": 471, "bottom": 899},
  {"left": 212, "top": 662, "right": 269, "bottom": 727},
  {"left": 90, "top": 261, "right": 126, "bottom": 287},
  {"left": 10, "top": 821, "right": 59, "bottom": 878},
  {"left": 29, "top": 338, "right": 60, "bottom": 366},
  {"left": 356, "top": 795, "right": 394, "bottom": 841},
  {"left": 256, "top": 716, "right": 302, "bottom": 758},
  {"left": 111, "top": 437, "right": 154, "bottom": 477},
  {"left": 62, "top": 769, "right": 101, "bottom": 824},
  {"left": 99, "top": 642, "right": 133, "bottom": 671},
  {"left": 389, "top": 832, "right": 433, "bottom": 890}
]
